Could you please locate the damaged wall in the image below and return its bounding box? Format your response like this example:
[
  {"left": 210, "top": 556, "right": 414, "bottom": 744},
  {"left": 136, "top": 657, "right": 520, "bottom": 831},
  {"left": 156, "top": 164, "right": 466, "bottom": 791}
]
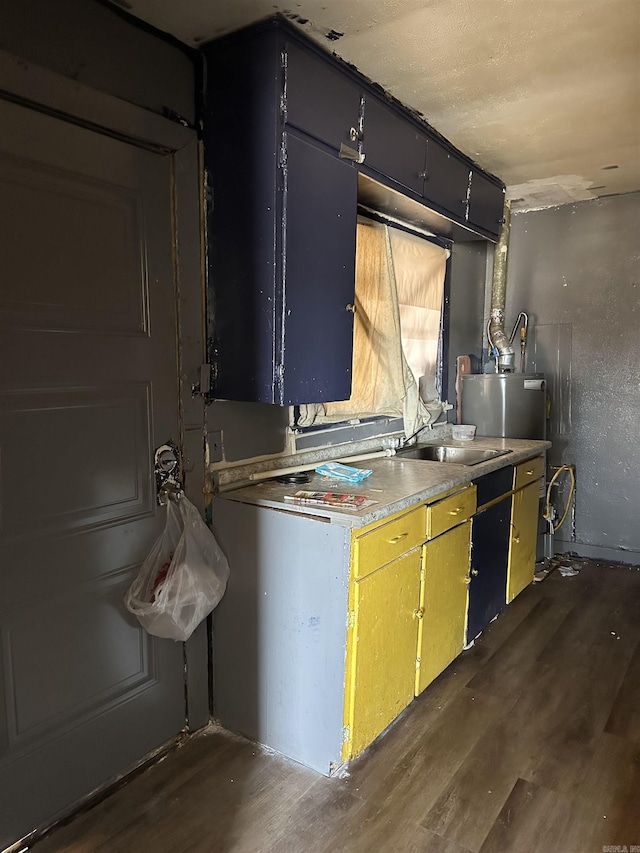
[
  {"left": 505, "top": 192, "right": 640, "bottom": 564},
  {"left": 0, "top": 0, "right": 195, "bottom": 122},
  {"left": 446, "top": 241, "right": 488, "bottom": 406}
]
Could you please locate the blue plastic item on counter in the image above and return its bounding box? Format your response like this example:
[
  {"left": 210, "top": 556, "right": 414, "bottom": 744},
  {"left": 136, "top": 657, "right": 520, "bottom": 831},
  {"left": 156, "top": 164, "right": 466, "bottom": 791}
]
[{"left": 315, "top": 462, "right": 373, "bottom": 483}]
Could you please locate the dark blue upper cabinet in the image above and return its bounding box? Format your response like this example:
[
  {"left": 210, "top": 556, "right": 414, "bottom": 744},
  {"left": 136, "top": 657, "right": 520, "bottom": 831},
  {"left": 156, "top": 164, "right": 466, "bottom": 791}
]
[
  {"left": 203, "top": 23, "right": 357, "bottom": 406},
  {"left": 201, "top": 16, "right": 505, "bottom": 404},
  {"left": 283, "top": 134, "right": 357, "bottom": 404},
  {"left": 424, "top": 136, "right": 471, "bottom": 223},
  {"left": 362, "top": 95, "right": 427, "bottom": 195},
  {"left": 285, "top": 40, "right": 361, "bottom": 155},
  {"left": 468, "top": 170, "right": 506, "bottom": 237}
]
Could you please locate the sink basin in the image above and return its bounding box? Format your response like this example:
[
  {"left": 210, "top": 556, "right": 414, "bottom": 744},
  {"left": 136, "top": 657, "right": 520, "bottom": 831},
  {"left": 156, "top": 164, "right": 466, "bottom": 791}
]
[{"left": 396, "top": 444, "right": 512, "bottom": 466}]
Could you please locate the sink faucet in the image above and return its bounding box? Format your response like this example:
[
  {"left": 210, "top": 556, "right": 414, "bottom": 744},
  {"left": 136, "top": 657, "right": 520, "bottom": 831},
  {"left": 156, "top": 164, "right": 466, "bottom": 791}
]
[{"left": 398, "top": 422, "right": 432, "bottom": 449}]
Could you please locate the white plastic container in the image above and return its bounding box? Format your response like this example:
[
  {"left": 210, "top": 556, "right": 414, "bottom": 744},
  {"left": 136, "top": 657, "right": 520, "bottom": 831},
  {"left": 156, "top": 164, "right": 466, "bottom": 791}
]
[{"left": 452, "top": 424, "right": 476, "bottom": 441}]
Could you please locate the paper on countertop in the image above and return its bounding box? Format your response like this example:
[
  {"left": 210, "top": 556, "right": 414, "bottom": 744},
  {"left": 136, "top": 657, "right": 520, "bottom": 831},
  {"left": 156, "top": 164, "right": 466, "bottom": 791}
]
[{"left": 283, "top": 491, "right": 378, "bottom": 510}]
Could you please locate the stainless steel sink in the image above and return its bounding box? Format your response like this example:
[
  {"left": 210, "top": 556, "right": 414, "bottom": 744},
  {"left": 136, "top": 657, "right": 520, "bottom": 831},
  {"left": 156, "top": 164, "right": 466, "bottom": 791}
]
[{"left": 396, "top": 444, "right": 512, "bottom": 466}]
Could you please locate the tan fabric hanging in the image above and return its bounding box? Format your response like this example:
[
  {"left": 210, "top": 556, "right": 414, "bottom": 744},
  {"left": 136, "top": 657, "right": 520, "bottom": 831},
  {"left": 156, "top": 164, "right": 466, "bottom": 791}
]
[
  {"left": 322, "top": 219, "right": 406, "bottom": 419},
  {"left": 389, "top": 227, "right": 448, "bottom": 400},
  {"left": 298, "top": 219, "right": 448, "bottom": 435}
]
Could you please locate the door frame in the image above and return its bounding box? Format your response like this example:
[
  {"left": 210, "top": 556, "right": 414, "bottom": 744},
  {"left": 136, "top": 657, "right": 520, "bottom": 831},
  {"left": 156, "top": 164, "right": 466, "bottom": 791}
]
[{"left": 0, "top": 40, "right": 209, "bottom": 813}]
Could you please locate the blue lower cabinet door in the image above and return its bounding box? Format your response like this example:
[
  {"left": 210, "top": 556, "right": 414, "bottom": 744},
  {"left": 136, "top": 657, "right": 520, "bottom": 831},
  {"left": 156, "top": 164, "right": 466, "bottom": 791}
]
[{"left": 467, "top": 496, "right": 512, "bottom": 643}]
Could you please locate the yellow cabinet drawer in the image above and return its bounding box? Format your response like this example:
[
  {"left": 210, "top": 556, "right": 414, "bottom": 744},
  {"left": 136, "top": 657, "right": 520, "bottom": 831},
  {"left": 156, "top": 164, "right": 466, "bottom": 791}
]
[
  {"left": 353, "top": 505, "right": 426, "bottom": 579},
  {"left": 514, "top": 456, "right": 544, "bottom": 491},
  {"left": 427, "top": 485, "right": 476, "bottom": 540}
]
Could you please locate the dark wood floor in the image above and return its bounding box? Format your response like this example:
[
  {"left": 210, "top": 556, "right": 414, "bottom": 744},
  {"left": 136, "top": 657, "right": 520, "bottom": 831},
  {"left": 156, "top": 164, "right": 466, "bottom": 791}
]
[{"left": 33, "top": 559, "right": 640, "bottom": 853}]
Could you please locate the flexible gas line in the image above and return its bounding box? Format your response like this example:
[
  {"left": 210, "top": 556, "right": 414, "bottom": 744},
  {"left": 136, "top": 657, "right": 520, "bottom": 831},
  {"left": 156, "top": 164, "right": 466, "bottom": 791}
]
[{"left": 543, "top": 465, "right": 576, "bottom": 532}]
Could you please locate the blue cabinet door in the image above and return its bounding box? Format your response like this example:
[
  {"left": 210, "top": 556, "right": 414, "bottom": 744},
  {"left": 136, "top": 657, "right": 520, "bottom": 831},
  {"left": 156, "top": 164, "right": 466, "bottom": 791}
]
[
  {"left": 285, "top": 39, "right": 361, "bottom": 153},
  {"left": 424, "top": 136, "right": 470, "bottom": 222},
  {"left": 281, "top": 132, "right": 358, "bottom": 405},
  {"left": 362, "top": 95, "right": 427, "bottom": 196},
  {"left": 468, "top": 170, "right": 505, "bottom": 238},
  {"left": 467, "top": 496, "right": 512, "bottom": 643}
]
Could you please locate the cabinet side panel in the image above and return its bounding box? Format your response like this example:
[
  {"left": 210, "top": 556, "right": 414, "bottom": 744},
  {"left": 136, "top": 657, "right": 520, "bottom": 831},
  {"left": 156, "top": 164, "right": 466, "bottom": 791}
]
[
  {"left": 213, "top": 500, "right": 350, "bottom": 774},
  {"left": 203, "top": 30, "right": 281, "bottom": 403}
]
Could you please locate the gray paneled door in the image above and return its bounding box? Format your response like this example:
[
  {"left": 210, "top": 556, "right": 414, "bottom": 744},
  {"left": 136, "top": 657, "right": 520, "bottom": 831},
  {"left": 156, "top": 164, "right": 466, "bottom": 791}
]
[{"left": 0, "top": 98, "right": 190, "bottom": 846}]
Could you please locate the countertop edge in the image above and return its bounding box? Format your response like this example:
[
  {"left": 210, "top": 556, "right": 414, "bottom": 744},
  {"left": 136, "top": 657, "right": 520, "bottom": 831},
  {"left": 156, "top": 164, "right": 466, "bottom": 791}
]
[{"left": 213, "top": 438, "right": 551, "bottom": 529}]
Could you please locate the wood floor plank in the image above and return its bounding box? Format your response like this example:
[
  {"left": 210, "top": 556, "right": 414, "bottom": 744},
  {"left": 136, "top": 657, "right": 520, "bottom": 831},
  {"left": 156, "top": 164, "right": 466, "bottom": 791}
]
[
  {"left": 467, "top": 579, "right": 546, "bottom": 653},
  {"left": 32, "top": 729, "right": 243, "bottom": 853},
  {"left": 605, "top": 640, "right": 640, "bottom": 743},
  {"left": 31, "top": 561, "right": 640, "bottom": 853},
  {"left": 100, "top": 735, "right": 318, "bottom": 853},
  {"left": 261, "top": 776, "right": 364, "bottom": 853},
  {"left": 319, "top": 809, "right": 467, "bottom": 853},
  {"left": 478, "top": 778, "right": 598, "bottom": 853},
  {"left": 337, "top": 685, "right": 508, "bottom": 849},
  {"left": 420, "top": 659, "right": 585, "bottom": 851},
  {"left": 465, "top": 596, "right": 575, "bottom": 700},
  {"left": 550, "top": 729, "right": 640, "bottom": 853},
  {"left": 522, "top": 646, "right": 639, "bottom": 792},
  {"left": 341, "top": 641, "right": 494, "bottom": 803}
]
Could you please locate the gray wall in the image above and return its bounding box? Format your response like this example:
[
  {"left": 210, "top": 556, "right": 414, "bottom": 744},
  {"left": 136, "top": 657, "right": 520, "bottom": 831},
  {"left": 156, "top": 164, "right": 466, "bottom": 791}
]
[
  {"left": 447, "top": 241, "right": 489, "bottom": 412},
  {"left": 505, "top": 192, "right": 640, "bottom": 563},
  {"left": 0, "top": 0, "right": 195, "bottom": 123}
]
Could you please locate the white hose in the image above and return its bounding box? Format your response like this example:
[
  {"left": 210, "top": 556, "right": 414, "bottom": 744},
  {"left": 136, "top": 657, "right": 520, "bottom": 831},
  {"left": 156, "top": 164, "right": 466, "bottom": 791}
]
[
  {"left": 215, "top": 448, "right": 396, "bottom": 493},
  {"left": 544, "top": 465, "right": 576, "bottom": 532},
  {"left": 247, "top": 449, "right": 395, "bottom": 482}
]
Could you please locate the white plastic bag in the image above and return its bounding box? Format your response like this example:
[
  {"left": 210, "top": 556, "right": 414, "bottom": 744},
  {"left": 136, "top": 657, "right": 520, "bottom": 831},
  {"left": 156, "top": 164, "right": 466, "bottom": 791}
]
[{"left": 124, "top": 496, "right": 230, "bottom": 642}]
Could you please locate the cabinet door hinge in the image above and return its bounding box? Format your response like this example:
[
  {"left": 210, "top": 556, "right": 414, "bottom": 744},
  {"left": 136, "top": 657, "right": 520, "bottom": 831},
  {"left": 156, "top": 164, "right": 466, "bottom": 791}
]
[
  {"left": 191, "top": 364, "right": 218, "bottom": 398},
  {"left": 347, "top": 610, "right": 356, "bottom": 629},
  {"left": 342, "top": 725, "right": 351, "bottom": 744}
]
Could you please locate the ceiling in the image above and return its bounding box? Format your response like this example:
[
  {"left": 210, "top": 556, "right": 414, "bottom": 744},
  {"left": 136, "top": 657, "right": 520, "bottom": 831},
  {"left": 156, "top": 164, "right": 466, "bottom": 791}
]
[{"left": 114, "top": 0, "right": 639, "bottom": 211}]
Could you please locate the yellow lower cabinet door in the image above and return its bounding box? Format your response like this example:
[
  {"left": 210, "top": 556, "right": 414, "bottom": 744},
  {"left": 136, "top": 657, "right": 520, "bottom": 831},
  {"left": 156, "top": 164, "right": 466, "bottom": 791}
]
[
  {"left": 345, "top": 549, "right": 421, "bottom": 759},
  {"left": 416, "top": 520, "right": 471, "bottom": 696},
  {"left": 507, "top": 480, "right": 540, "bottom": 602}
]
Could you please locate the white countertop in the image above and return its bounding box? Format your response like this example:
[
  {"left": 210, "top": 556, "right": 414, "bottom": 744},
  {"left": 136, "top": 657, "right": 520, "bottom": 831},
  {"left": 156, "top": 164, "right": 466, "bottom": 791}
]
[{"left": 214, "top": 437, "right": 551, "bottom": 529}]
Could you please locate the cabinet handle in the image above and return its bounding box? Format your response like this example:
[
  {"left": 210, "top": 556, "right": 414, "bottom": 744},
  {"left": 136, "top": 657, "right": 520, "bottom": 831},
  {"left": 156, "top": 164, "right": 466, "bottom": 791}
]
[
  {"left": 464, "top": 576, "right": 472, "bottom": 585},
  {"left": 388, "top": 532, "right": 408, "bottom": 544},
  {"left": 413, "top": 608, "right": 425, "bottom": 620},
  {"left": 349, "top": 126, "right": 358, "bottom": 142},
  {"left": 448, "top": 507, "right": 463, "bottom": 516},
  {"left": 346, "top": 303, "right": 356, "bottom": 314},
  {"left": 525, "top": 469, "right": 534, "bottom": 476},
  {"left": 471, "top": 569, "right": 479, "bottom": 576},
  {"left": 513, "top": 534, "right": 521, "bottom": 544}
]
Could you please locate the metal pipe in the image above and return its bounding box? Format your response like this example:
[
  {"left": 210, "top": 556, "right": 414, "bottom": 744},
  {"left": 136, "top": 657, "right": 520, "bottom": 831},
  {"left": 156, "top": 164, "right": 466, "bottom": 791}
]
[
  {"left": 508, "top": 311, "right": 529, "bottom": 373},
  {"left": 488, "top": 200, "right": 515, "bottom": 372},
  {"left": 215, "top": 448, "right": 396, "bottom": 494}
]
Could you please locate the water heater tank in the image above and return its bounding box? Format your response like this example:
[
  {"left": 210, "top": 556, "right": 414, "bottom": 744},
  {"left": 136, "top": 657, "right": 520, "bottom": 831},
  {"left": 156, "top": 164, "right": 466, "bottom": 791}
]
[{"left": 461, "top": 373, "right": 546, "bottom": 440}]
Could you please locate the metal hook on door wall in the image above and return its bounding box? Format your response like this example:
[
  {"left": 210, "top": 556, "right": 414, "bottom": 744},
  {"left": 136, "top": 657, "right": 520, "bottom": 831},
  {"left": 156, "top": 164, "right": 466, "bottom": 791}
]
[{"left": 154, "top": 441, "right": 184, "bottom": 505}]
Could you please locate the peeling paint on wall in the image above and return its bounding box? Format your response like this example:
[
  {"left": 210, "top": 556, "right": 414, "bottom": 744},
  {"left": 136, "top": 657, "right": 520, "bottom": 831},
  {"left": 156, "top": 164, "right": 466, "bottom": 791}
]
[{"left": 506, "top": 175, "right": 599, "bottom": 212}]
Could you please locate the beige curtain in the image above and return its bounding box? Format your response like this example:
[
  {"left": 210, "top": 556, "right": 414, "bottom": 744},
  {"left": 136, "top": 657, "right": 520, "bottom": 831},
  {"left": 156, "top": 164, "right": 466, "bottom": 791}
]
[
  {"left": 389, "top": 228, "right": 448, "bottom": 403},
  {"left": 298, "top": 219, "right": 448, "bottom": 436}
]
